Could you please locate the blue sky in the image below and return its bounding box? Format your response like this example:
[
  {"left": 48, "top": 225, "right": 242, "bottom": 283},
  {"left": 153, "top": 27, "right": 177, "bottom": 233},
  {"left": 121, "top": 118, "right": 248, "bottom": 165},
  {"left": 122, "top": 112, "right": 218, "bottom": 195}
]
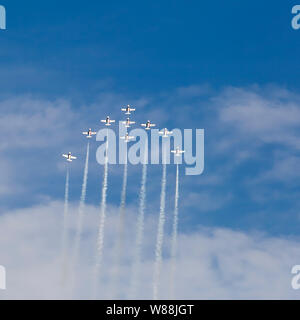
[
  {"left": 0, "top": 0, "right": 298, "bottom": 234},
  {"left": 1, "top": 1, "right": 300, "bottom": 299},
  {"left": 1, "top": 0, "right": 300, "bottom": 97}
]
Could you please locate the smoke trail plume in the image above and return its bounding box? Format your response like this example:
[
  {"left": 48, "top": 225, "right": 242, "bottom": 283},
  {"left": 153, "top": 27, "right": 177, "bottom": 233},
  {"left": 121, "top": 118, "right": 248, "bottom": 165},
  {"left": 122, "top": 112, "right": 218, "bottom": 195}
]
[
  {"left": 110, "top": 162, "right": 128, "bottom": 298},
  {"left": 169, "top": 164, "right": 179, "bottom": 299},
  {"left": 129, "top": 161, "right": 147, "bottom": 299},
  {"left": 61, "top": 165, "right": 70, "bottom": 285},
  {"left": 72, "top": 142, "right": 90, "bottom": 288},
  {"left": 153, "top": 162, "right": 167, "bottom": 300},
  {"left": 93, "top": 138, "right": 109, "bottom": 298}
]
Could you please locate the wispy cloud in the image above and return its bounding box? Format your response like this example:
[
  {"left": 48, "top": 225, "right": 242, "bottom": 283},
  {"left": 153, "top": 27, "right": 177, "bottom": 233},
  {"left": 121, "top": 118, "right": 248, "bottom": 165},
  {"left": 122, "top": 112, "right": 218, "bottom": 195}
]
[
  {"left": 216, "top": 86, "right": 300, "bottom": 150},
  {"left": 0, "top": 201, "right": 299, "bottom": 299}
]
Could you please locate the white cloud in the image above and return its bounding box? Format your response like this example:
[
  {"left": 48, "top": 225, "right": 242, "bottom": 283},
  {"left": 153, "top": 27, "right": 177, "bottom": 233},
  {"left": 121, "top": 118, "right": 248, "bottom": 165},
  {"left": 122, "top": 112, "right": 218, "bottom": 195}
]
[
  {"left": 0, "top": 96, "right": 77, "bottom": 150},
  {"left": 216, "top": 86, "right": 300, "bottom": 149},
  {"left": 0, "top": 201, "right": 299, "bottom": 299},
  {"left": 253, "top": 153, "right": 300, "bottom": 184},
  {"left": 181, "top": 191, "right": 232, "bottom": 212},
  {"left": 197, "top": 86, "right": 300, "bottom": 194},
  {"left": 0, "top": 96, "right": 83, "bottom": 199}
]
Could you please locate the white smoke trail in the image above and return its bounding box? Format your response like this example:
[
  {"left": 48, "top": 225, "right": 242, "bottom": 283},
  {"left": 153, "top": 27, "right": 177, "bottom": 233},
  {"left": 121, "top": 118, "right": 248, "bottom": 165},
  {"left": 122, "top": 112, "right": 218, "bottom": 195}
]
[
  {"left": 93, "top": 137, "right": 109, "bottom": 298},
  {"left": 110, "top": 162, "right": 128, "bottom": 298},
  {"left": 71, "top": 142, "right": 90, "bottom": 291},
  {"left": 153, "top": 162, "right": 167, "bottom": 300},
  {"left": 129, "top": 161, "right": 147, "bottom": 299},
  {"left": 169, "top": 164, "right": 179, "bottom": 299},
  {"left": 61, "top": 165, "right": 70, "bottom": 285},
  {"left": 153, "top": 164, "right": 167, "bottom": 300}
]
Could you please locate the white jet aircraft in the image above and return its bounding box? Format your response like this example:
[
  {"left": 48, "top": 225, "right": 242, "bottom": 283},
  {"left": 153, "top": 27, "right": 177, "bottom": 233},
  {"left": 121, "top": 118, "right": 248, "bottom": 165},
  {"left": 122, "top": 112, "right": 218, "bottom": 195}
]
[
  {"left": 120, "top": 133, "right": 135, "bottom": 142},
  {"left": 62, "top": 152, "right": 77, "bottom": 162},
  {"left": 121, "top": 105, "right": 136, "bottom": 115},
  {"left": 101, "top": 116, "right": 116, "bottom": 126},
  {"left": 171, "top": 147, "right": 185, "bottom": 156},
  {"left": 122, "top": 118, "right": 136, "bottom": 128},
  {"left": 159, "top": 128, "right": 173, "bottom": 137},
  {"left": 141, "top": 120, "right": 156, "bottom": 130},
  {"left": 82, "top": 128, "right": 97, "bottom": 138}
]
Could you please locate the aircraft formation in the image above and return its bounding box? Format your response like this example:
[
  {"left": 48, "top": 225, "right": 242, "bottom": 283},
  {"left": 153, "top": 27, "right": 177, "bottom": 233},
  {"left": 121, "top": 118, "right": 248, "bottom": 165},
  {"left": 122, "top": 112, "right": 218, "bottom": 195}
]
[
  {"left": 60, "top": 104, "right": 184, "bottom": 300},
  {"left": 62, "top": 104, "right": 185, "bottom": 161}
]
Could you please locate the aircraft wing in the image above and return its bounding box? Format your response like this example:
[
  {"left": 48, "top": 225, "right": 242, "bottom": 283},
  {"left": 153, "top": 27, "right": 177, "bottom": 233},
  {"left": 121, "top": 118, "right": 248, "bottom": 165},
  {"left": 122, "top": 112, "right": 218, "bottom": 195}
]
[
  {"left": 110, "top": 120, "right": 116, "bottom": 123},
  {"left": 101, "top": 120, "right": 106, "bottom": 123},
  {"left": 62, "top": 154, "right": 68, "bottom": 158},
  {"left": 71, "top": 156, "right": 77, "bottom": 160},
  {"left": 130, "top": 108, "right": 136, "bottom": 111},
  {"left": 82, "top": 132, "right": 88, "bottom": 135},
  {"left": 141, "top": 124, "right": 146, "bottom": 127},
  {"left": 121, "top": 108, "right": 126, "bottom": 111},
  {"left": 150, "top": 124, "right": 156, "bottom": 127},
  {"left": 91, "top": 132, "right": 97, "bottom": 135}
]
